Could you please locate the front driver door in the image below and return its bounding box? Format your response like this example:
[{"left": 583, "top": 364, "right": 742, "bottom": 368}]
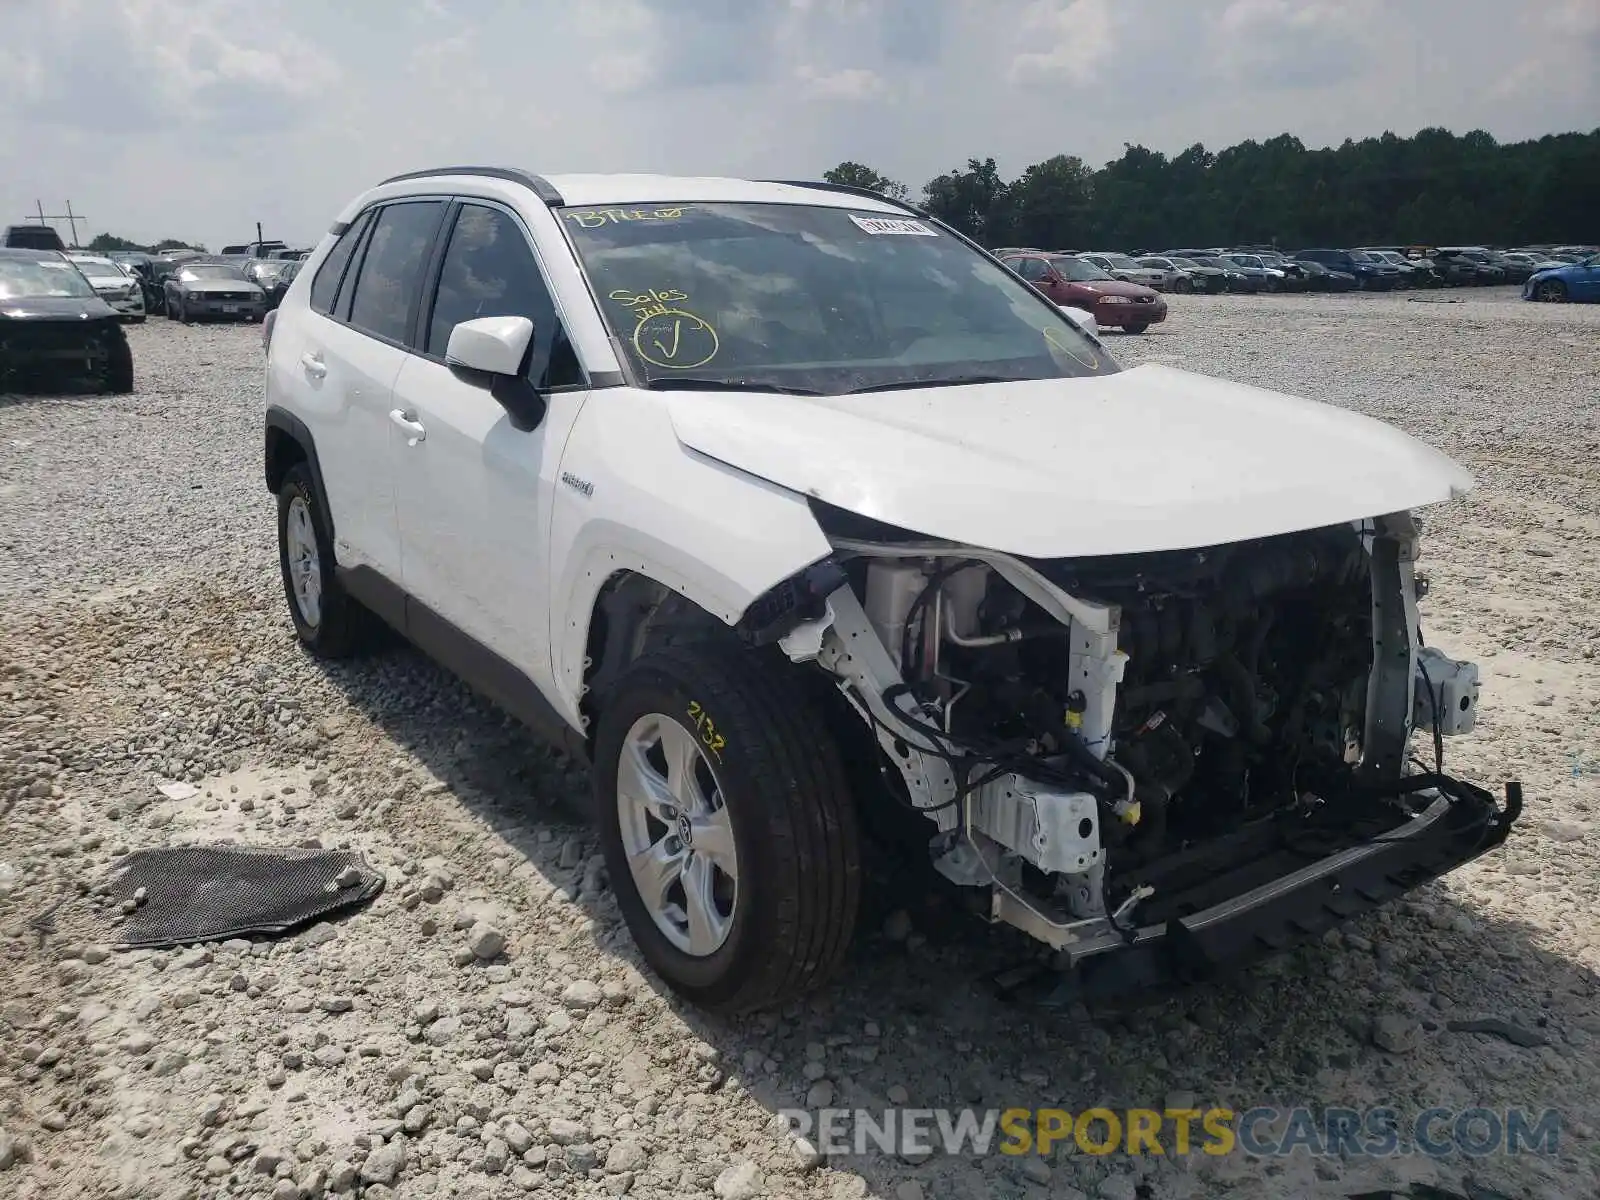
[
  {"left": 389, "top": 200, "right": 591, "bottom": 692},
  {"left": 1574, "top": 258, "right": 1600, "bottom": 302}
]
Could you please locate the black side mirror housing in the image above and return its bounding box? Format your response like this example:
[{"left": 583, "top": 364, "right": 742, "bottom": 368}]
[{"left": 447, "top": 363, "right": 546, "bottom": 433}]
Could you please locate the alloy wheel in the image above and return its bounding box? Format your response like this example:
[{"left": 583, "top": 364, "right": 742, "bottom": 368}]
[
  {"left": 284, "top": 496, "right": 322, "bottom": 628},
  {"left": 615, "top": 714, "right": 739, "bottom": 957}
]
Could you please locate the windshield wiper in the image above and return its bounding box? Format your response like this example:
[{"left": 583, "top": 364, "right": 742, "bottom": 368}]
[
  {"left": 841, "top": 374, "right": 1020, "bottom": 395},
  {"left": 641, "top": 377, "right": 826, "bottom": 396}
]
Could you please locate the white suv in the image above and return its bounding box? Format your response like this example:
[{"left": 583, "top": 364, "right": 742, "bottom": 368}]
[{"left": 263, "top": 168, "right": 1519, "bottom": 1013}]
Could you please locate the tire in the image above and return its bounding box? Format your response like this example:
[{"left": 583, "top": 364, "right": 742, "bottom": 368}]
[
  {"left": 1173, "top": 277, "right": 1192, "bottom": 294},
  {"left": 104, "top": 331, "right": 134, "bottom": 394},
  {"left": 593, "top": 645, "right": 862, "bottom": 1014},
  {"left": 129, "top": 315, "right": 146, "bottom": 324},
  {"left": 276, "top": 462, "right": 378, "bottom": 658},
  {"left": 165, "top": 295, "right": 180, "bottom": 320},
  {"left": 1124, "top": 323, "right": 1150, "bottom": 335},
  {"left": 1535, "top": 280, "right": 1568, "bottom": 303}
]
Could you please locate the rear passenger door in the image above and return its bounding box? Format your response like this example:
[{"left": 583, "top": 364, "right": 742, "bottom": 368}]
[
  {"left": 388, "top": 199, "right": 591, "bottom": 693},
  {"left": 297, "top": 200, "right": 446, "bottom": 581}
]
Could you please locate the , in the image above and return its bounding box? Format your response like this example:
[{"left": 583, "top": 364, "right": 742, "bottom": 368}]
[
  {"left": 1522, "top": 253, "right": 1600, "bottom": 303},
  {"left": 65, "top": 253, "right": 148, "bottom": 323},
  {"left": 163, "top": 260, "right": 267, "bottom": 324},
  {"left": 0, "top": 248, "right": 134, "bottom": 393},
  {"left": 261, "top": 167, "right": 1520, "bottom": 1015},
  {"left": 1001, "top": 252, "right": 1167, "bottom": 333}
]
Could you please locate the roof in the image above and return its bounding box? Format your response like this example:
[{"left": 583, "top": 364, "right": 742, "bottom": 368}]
[{"left": 381, "top": 168, "right": 908, "bottom": 213}]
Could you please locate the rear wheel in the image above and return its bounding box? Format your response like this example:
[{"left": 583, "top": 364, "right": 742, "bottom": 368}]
[
  {"left": 1535, "top": 280, "right": 1568, "bottom": 303},
  {"left": 1173, "top": 277, "right": 1192, "bottom": 294},
  {"left": 1124, "top": 323, "right": 1150, "bottom": 335},
  {"left": 276, "top": 462, "right": 380, "bottom": 658},
  {"left": 594, "top": 646, "right": 861, "bottom": 1013}
]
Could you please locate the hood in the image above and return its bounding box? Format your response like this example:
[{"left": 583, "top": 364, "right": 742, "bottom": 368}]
[
  {"left": 181, "top": 279, "right": 261, "bottom": 294},
  {"left": 1078, "top": 279, "right": 1159, "bottom": 301},
  {"left": 661, "top": 364, "right": 1474, "bottom": 559},
  {"left": 0, "top": 295, "right": 119, "bottom": 321}
]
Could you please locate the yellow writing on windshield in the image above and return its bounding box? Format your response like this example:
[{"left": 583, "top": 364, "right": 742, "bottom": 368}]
[
  {"left": 1044, "top": 325, "right": 1100, "bottom": 371},
  {"left": 609, "top": 287, "right": 689, "bottom": 320},
  {"left": 565, "top": 208, "right": 690, "bottom": 229}
]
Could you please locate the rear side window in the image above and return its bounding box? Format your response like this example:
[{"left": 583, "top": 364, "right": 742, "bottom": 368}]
[
  {"left": 309, "top": 211, "right": 372, "bottom": 315},
  {"left": 346, "top": 201, "right": 446, "bottom": 344},
  {"left": 1009, "top": 257, "right": 1047, "bottom": 281}
]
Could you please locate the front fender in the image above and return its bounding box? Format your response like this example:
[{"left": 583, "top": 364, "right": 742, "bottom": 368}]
[{"left": 547, "top": 389, "right": 832, "bottom": 727}]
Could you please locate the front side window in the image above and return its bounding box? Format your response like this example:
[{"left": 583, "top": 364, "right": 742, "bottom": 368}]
[
  {"left": 561, "top": 202, "right": 1114, "bottom": 393},
  {"left": 425, "top": 203, "right": 583, "bottom": 388},
  {"left": 346, "top": 201, "right": 446, "bottom": 343}
]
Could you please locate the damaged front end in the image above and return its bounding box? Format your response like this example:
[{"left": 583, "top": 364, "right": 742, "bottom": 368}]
[{"left": 757, "top": 503, "right": 1521, "bottom": 994}]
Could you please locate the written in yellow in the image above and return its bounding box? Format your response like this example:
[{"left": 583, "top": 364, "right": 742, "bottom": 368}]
[{"left": 998, "top": 1108, "right": 1237, "bottom": 1157}]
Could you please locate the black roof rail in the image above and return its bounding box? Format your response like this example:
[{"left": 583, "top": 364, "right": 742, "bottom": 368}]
[
  {"left": 376, "top": 166, "right": 565, "bottom": 206},
  {"left": 757, "top": 179, "right": 928, "bottom": 218}
]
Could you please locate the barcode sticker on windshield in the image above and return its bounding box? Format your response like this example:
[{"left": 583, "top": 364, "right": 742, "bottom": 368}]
[{"left": 849, "top": 215, "right": 938, "bottom": 237}]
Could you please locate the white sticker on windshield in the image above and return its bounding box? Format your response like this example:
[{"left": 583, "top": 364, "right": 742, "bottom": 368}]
[{"left": 849, "top": 215, "right": 938, "bottom": 237}]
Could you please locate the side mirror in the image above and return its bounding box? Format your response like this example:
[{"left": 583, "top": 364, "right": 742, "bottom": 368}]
[{"left": 445, "top": 315, "right": 545, "bottom": 431}]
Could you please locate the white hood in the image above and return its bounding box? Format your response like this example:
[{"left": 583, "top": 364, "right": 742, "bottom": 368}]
[{"left": 660, "top": 363, "right": 1474, "bottom": 559}]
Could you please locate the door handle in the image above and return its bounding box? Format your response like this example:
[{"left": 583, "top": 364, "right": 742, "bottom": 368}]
[
  {"left": 389, "top": 409, "right": 427, "bottom": 444},
  {"left": 300, "top": 352, "right": 326, "bottom": 379}
]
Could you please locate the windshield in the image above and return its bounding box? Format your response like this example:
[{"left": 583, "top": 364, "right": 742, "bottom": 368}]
[
  {"left": 0, "top": 258, "right": 98, "bottom": 300},
  {"left": 1195, "top": 257, "right": 1231, "bottom": 270},
  {"left": 1097, "top": 253, "right": 1140, "bottom": 268},
  {"left": 561, "top": 202, "right": 1113, "bottom": 392},
  {"left": 179, "top": 264, "right": 247, "bottom": 281},
  {"left": 1049, "top": 256, "right": 1114, "bottom": 282},
  {"left": 73, "top": 259, "right": 124, "bottom": 278}
]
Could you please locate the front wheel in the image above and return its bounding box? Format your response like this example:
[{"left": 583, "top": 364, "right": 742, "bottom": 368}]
[
  {"left": 1123, "top": 323, "right": 1150, "bottom": 334},
  {"left": 104, "top": 332, "right": 134, "bottom": 394},
  {"left": 1173, "top": 277, "right": 1192, "bottom": 294},
  {"left": 1535, "top": 280, "right": 1568, "bottom": 303},
  {"left": 594, "top": 646, "right": 862, "bottom": 1014}
]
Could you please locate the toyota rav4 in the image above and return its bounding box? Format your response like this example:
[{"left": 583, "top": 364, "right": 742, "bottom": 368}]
[{"left": 262, "top": 168, "right": 1520, "bottom": 1014}]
